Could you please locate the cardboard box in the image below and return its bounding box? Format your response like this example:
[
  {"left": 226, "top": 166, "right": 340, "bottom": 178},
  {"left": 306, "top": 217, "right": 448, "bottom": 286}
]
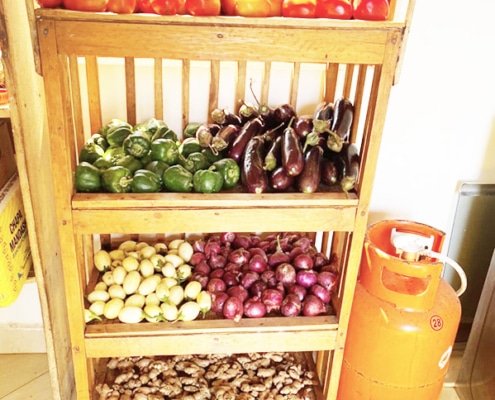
[
  {"left": 0, "top": 120, "right": 17, "bottom": 189},
  {"left": 0, "top": 174, "right": 32, "bottom": 307}
]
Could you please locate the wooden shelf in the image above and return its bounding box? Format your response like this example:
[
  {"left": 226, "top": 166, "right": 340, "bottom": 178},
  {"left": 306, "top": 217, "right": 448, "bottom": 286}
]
[{"left": 0, "top": 104, "right": 9, "bottom": 119}]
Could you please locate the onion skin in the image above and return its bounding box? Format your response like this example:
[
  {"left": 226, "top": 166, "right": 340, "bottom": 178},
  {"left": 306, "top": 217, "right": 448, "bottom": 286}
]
[
  {"left": 211, "top": 291, "right": 229, "bottom": 314},
  {"left": 250, "top": 280, "right": 268, "bottom": 298},
  {"left": 223, "top": 296, "right": 244, "bottom": 322},
  {"left": 248, "top": 254, "right": 268, "bottom": 273},
  {"left": 209, "top": 268, "right": 225, "bottom": 279},
  {"left": 244, "top": 297, "right": 267, "bottom": 318},
  {"left": 262, "top": 288, "right": 284, "bottom": 313},
  {"left": 281, "top": 293, "right": 302, "bottom": 317},
  {"left": 209, "top": 253, "right": 227, "bottom": 269},
  {"left": 220, "top": 232, "right": 237, "bottom": 244},
  {"left": 275, "top": 263, "right": 297, "bottom": 287},
  {"left": 317, "top": 270, "right": 339, "bottom": 292},
  {"left": 302, "top": 294, "right": 326, "bottom": 316},
  {"left": 207, "top": 277, "right": 227, "bottom": 293},
  {"left": 296, "top": 270, "right": 318, "bottom": 288},
  {"left": 241, "top": 271, "right": 260, "bottom": 289},
  {"left": 293, "top": 253, "right": 314, "bottom": 270},
  {"left": 189, "top": 252, "right": 207, "bottom": 266},
  {"left": 232, "top": 234, "right": 253, "bottom": 249},
  {"left": 288, "top": 284, "right": 307, "bottom": 302},
  {"left": 223, "top": 271, "right": 240, "bottom": 287},
  {"left": 227, "top": 285, "right": 249, "bottom": 303},
  {"left": 228, "top": 248, "right": 251, "bottom": 265},
  {"left": 310, "top": 284, "right": 332, "bottom": 304},
  {"left": 193, "top": 261, "right": 211, "bottom": 276}
]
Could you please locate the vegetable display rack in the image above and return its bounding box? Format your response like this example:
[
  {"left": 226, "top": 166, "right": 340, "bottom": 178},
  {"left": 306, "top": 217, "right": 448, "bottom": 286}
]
[{"left": 35, "top": 1, "right": 415, "bottom": 398}]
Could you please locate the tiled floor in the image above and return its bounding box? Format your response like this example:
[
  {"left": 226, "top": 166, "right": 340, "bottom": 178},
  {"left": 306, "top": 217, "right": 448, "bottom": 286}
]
[{"left": 0, "top": 352, "right": 462, "bottom": 399}]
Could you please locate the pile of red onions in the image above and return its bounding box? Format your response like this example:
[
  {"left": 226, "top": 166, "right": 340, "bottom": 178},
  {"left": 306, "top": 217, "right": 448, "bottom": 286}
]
[{"left": 189, "top": 232, "right": 339, "bottom": 321}]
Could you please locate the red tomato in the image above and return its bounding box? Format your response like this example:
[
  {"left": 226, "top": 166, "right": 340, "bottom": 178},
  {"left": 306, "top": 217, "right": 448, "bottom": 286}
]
[
  {"left": 268, "top": 0, "right": 283, "bottom": 16},
  {"left": 177, "top": 0, "right": 187, "bottom": 14},
  {"left": 315, "top": 0, "right": 352, "bottom": 19},
  {"left": 236, "top": 0, "right": 272, "bottom": 17},
  {"left": 37, "top": 0, "right": 64, "bottom": 7},
  {"left": 185, "top": 0, "right": 221, "bottom": 16},
  {"left": 353, "top": 0, "right": 389, "bottom": 21},
  {"left": 63, "top": 0, "right": 109, "bottom": 11},
  {"left": 220, "top": 0, "right": 236, "bottom": 15},
  {"left": 136, "top": 0, "right": 155, "bottom": 11},
  {"left": 107, "top": 0, "right": 137, "bottom": 13},
  {"left": 151, "top": 0, "right": 180, "bottom": 14},
  {"left": 282, "top": 0, "right": 316, "bottom": 18}
]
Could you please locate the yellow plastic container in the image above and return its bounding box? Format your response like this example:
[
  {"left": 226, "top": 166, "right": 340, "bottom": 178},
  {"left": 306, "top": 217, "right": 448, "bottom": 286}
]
[{"left": 0, "top": 174, "right": 32, "bottom": 307}]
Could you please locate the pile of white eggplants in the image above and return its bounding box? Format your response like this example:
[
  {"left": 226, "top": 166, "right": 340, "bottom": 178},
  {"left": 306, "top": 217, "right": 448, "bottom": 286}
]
[{"left": 85, "top": 238, "right": 212, "bottom": 324}]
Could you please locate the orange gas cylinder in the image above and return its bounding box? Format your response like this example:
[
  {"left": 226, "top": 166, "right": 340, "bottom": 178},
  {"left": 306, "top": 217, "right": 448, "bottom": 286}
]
[{"left": 337, "top": 220, "right": 466, "bottom": 400}]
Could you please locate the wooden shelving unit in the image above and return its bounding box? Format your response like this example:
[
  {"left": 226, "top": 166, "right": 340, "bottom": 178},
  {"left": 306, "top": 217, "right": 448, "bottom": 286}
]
[{"left": 33, "top": 2, "right": 415, "bottom": 398}]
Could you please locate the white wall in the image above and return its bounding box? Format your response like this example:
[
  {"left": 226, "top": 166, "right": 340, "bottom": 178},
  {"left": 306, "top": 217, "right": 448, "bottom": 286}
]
[{"left": 369, "top": 0, "right": 495, "bottom": 234}]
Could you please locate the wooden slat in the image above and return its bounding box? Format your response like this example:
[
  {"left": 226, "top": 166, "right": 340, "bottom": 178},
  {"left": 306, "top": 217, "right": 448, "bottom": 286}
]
[
  {"left": 182, "top": 59, "right": 190, "bottom": 131},
  {"left": 124, "top": 57, "right": 136, "bottom": 125},
  {"left": 85, "top": 55, "right": 102, "bottom": 133},
  {"left": 235, "top": 60, "right": 247, "bottom": 113},
  {"left": 52, "top": 20, "right": 397, "bottom": 64},
  {"left": 72, "top": 206, "right": 357, "bottom": 235},
  {"left": 209, "top": 60, "right": 220, "bottom": 120},
  {"left": 324, "top": 63, "right": 339, "bottom": 103},
  {"left": 153, "top": 58, "right": 163, "bottom": 120}
]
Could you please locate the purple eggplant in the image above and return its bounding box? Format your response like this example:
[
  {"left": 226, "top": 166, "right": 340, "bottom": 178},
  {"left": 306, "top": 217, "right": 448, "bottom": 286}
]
[{"left": 242, "top": 136, "right": 268, "bottom": 194}]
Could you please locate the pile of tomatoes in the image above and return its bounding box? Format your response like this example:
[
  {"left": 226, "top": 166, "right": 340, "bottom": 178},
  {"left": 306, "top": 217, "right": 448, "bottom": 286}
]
[{"left": 37, "top": 0, "right": 390, "bottom": 20}]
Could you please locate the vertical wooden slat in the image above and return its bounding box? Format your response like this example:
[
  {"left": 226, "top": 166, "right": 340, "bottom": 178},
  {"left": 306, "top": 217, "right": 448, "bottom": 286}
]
[
  {"left": 290, "top": 62, "right": 300, "bottom": 107},
  {"left": 235, "top": 60, "right": 247, "bottom": 113},
  {"left": 182, "top": 59, "right": 190, "bottom": 130},
  {"left": 260, "top": 62, "right": 271, "bottom": 106},
  {"left": 154, "top": 58, "right": 163, "bottom": 120},
  {"left": 68, "top": 55, "right": 85, "bottom": 158},
  {"left": 342, "top": 64, "right": 354, "bottom": 98},
  {"left": 349, "top": 65, "right": 368, "bottom": 144},
  {"left": 324, "top": 63, "right": 339, "bottom": 102},
  {"left": 85, "top": 55, "right": 102, "bottom": 133},
  {"left": 209, "top": 60, "right": 220, "bottom": 122},
  {"left": 124, "top": 57, "right": 136, "bottom": 125}
]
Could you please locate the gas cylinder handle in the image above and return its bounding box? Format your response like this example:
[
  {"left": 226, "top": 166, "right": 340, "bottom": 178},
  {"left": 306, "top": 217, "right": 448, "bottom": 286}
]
[{"left": 421, "top": 250, "right": 467, "bottom": 297}]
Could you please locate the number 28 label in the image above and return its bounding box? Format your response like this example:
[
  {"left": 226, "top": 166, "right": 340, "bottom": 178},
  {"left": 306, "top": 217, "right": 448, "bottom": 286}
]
[{"left": 430, "top": 315, "right": 443, "bottom": 331}]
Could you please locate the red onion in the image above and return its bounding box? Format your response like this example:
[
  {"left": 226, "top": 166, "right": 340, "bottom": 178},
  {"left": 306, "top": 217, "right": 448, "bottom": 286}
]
[
  {"left": 240, "top": 271, "right": 260, "bottom": 289},
  {"left": 189, "top": 252, "right": 207, "bottom": 266},
  {"left": 248, "top": 254, "right": 268, "bottom": 273},
  {"left": 249, "top": 280, "right": 267, "bottom": 298},
  {"left": 248, "top": 247, "right": 267, "bottom": 261},
  {"left": 192, "top": 238, "right": 205, "bottom": 253},
  {"left": 249, "top": 235, "right": 262, "bottom": 247},
  {"left": 191, "top": 273, "right": 209, "bottom": 289},
  {"left": 293, "top": 236, "right": 313, "bottom": 252},
  {"left": 227, "top": 285, "right": 249, "bottom": 303},
  {"left": 288, "top": 284, "right": 307, "bottom": 302},
  {"left": 232, "top": 234, "right": 252, "bottom": 249},
  {"left": 293, "top": 253, "right": 314, "bottom": 270},
  {"left": 222, "top": 296, "right": 244, "bottom": 322},
  {"left": 228, "top": 248, "right": 251, "bottom": 265},
  {"left": 314, "top": 252, "right": 332, "bottom": 269},
  {"left": 261, "top": 288, "right": 284, "bottom": 313},
  {"left": 275, "top": 263, "right": 297, "bottom": 287},
  {"left": 296, "top": 269, "right": 318, "bottom": 288},
  {"left": 268, "top": 251, "right": 291, "bottom": 268},
  {"left": 207, "top": 277, "right": 226, "bottom": 293},
  {"left": 310, "top": 284, "right": 331, "bottom": 304},
  {"left": 302, "top": 294, "right": 326, "bottom": 316},
  {"left": 244, "top": 297, "right": 267, "bottom": 318},
  {"left": 211, "top": 291, "right": 229, "bottom": 313},
  {"left": 224, "top": 262, "right": 241, "bottom": 273},
  {"left": 317, "top": 271, "right": 339, "bottom": 293},
  {"left": 261, "top": 270, "right": 277, "bottom": 287},
  {"left": 223, "top": 271, "right": 240, "bottom": 287},
  {"left": 288, "top": 246, "right": 305, "bottom": 261},
  {"left": 193, "top": 261, "right": 211, "bottom": 276},
  {"left": 281, "top": 294, "right": 302, "bottom": 317},
  {"left": 220, "top": 232, "right": 237, "bottom": 244},
  {"left": 209, "top": 253, "right": 227, "bottom": 269},
  {"left": 205, "top": 239, "right": 222, "bottom": 258},
  {"left": 209, "top": 268, "right": 225, "bottom": 279}
]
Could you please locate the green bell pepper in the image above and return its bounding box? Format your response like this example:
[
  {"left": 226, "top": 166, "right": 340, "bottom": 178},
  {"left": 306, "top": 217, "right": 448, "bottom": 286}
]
[
  {"left": 123, "top": 131, "right": 152, "bottom": 159},
  {"left": 183, "top": 122, "right": 202, "bottom": 139},
  {"left": 163, "top": 165, "right": 193, "bottom": 193},
  {"left": 115, "top": 155, "right": 143, "bottom": 174},
  {"left": 151, "top": 126, "right": 178, "bottom": 142},
  {"left": 193, "top": 168, "right": 224, "bottom": 194},
  {"left": 79, "top": 142, "right": 105, "bottom": 164},
  {"left": 89, "top": 133, "right": 109, "bottom": 151},
  {"left": 134, "top": 118, "right": 168, "bottom": 136},
  {"left": 75, "top": 162, "right": 102, "bottom": 193},
  {"left": 102, "top": 119, "right": 134, "bottom": 147},
  {"left": 131, "top": 169, "right": 162, "bottom": 193},
  {"left": 179, "top": 137, "right": 202, "bottom": 157},
  {"left": 202, "top": 147, "right": 224, "bottom": 163},
  {"left": 102, "top": 166, "right": 133, "bottom": 193},
  {"left": 150, "top": 138, "right": 179, "bottom": 165},
  {"left": 145, "top": 160, "right": 169, "bottom": 183},
  {"left": 93, "top": 157, "right": 114, "bottom": 171},
  {"left": 184, "top": 152, "right": 210, "bottom": 173},
  {"left": 212, "top": 158, "right": 241, "bottom": 189},
  {"left": 103, "top": 146, "right": 126, "bottom": 164}
]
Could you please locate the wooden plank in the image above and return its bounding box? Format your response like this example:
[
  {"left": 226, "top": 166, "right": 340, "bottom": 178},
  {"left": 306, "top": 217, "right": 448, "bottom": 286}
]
[
  {"left": 72, "top": 206, "right": 357, "bottom": 234},
  {"left": 85, "top": 330, "right": 338, "bottom": 357},
  {"left": 50, "top": 20, "right": 397, "bottom": 65}
]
